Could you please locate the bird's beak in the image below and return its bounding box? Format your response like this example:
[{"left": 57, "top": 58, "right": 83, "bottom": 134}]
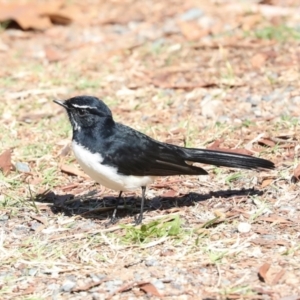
[{"left": 53, "top": 100, "right": 68, "bottom": 109}]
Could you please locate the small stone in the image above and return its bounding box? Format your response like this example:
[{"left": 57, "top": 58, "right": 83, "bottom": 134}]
[
  {"left": 237, "top": 222, "right": 251, "bottom": 233},
  {"left": 152, "top": 279, "right": 165, "bottom": 290},
  {"left": 96, "top": 274, "right": 106, "bottom": 281},
  {"left": 250, "top": 247, "right": 262, "bottom": 258},
  {"left": 134, "top": 272, "right": 142, "bottom": 281},
  {"left": 92, "top": 293, "right": 102, "bottom": 300},
  {"left": 61, "top": 279, "right": 76, "bottom": 292},
  {"left": 221, "top": 279, "right": 231, "bottom": 286},
  {"left": 113, "top": 279, "right": 123, "bottom": 286},
  {"left": 90, "top": 274, "right": 99, "bottom": 282},
  {"left": 171, "top": 282, "right": 182, "bottom": 290},
  {"left": 201, "top": 97, "right": 223, "bottom": 119},
  {"left": 180, "top": 8, "right": 204, "bottom": 21},
  {"left": 291, "top": 96, "right": 300, "bottom": 104},
  {"left": 198, "top": 15, "right": 215, "bottom": 29},
  {"left": 145, "top": 258, "right": 159, "bottom": 267},
  {"left": 48, "top": 283, "right": 60, "bottom": 291},
  {"left": 0, "top": 214, "right": 8, "bottom": 221},
  {"left": 245, "top": 95, "right": 261, "bottom": 106},
  {"left": 253, "top": 109, "right": 262, "bottom": 117},
  {"left": 28, "top": 268, "right": 38, "bottom": 276},
  {"left": 163, "top": 19, "right": 180, "bottom": 34},
  {"left": 104, "top": 281, "right": 118, "bottom": 293},
  {"left": 279, "top": 205, "right": 295, "bottom": 213},
  {"left": 217, "top": 115, "right": 230, "bottom": 123},
  {"left": 261, "top": 234, "right": 275, "bottom": 240},
  {"left": 15, "top": 162, "right": 30, "bottom": 173},
  {"left": 167, "top": 43, "right": 181, "bottom": 53}
]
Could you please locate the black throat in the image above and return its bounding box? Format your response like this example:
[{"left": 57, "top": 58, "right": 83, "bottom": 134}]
[{"left": 72, "top": 116, "right": 115, "bottom": 154}]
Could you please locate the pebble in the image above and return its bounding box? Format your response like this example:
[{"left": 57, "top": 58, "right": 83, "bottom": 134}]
[
  {"left": 201, "top": 97, "right": 223, "bottom": 119},
  {"left": 104, "top": 280, "right": 123, "bottom": 293},
  {"left": 279, "top": 205, "right": 295, "bottom": 213},
  {"left": 237, "top": 222, "right": 252, "bottom": 233},
  {"left": 253, "top": 109, "right": 262, "bottom": 117},
  {"left": 198, "top": 15, "right": 215, "bottom": 29},
  {"left": 152, "top": 279, "right": 165, "bottom": 290},
  {"left": 221, "top": 279, "right": 231, "bottom": 286},
  {"left": 28, "top": 268, "right": 38, "bottom": 276},
  {"left": 163, "top": 19, "right": 180, "bottom": 34},
  {"left": 261, "top": 234, "right": 276, "bottom": 240},
  {"left": 145, "top": 258, "right": 160, "bottom": 267},
  {"left": 217, "top": 115, "right": 230, "bottom": 123},
  {"left": 245, "top": 95, "right": 261, "bottom": 106},
  {"left": 61, "top": 279, "right": 76, "bottom": 292},
  {"left": 48, "top": 283, "right": 60, "bottom": 291},
  {"left": 15, "top": 162, "right": 30, "bottom": 173},
  {"left": 291, "top": 96, "right": 300, "bottom": 104},
  {"left": 179, "top": 8, "right": 204, "bottom": 21},
  {"left": 0, "top": 214, "right": 9, "bottom": 221},
  {"left": 111, "top": 24, "right": 129, "bottom": 35},
  {"left": 251, "top": 247, "right": 263, "bottom": 258},
  {"left": 92, "top": 293, "right": 102, "bottom": 300},
  {"left": 134, "top": 272, "right": 142, "bottom": 281},
  {"left": 171, "top": 282, "right": 182, "bottom": 290}
]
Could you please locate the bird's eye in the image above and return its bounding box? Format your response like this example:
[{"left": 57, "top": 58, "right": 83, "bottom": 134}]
[{"left": 78, "top": 109, "right": 86, "bottom": 116}]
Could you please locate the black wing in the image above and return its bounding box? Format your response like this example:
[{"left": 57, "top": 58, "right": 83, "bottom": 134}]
[{"left": 101, "top": 123, "right": 208, "bottom": 176}]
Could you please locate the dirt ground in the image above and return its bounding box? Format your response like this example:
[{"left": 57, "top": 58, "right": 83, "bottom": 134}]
[{"left": 0, "top": 0, "right": 300, "bottom": 299}]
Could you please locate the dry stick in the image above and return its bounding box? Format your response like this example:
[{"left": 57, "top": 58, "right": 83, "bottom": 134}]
[
  {"left": 216, "top": 263, "right": 222, "bottom": 287},
  {"left": 107, "top": 281, "right": 160, "bottom": 299},
  {"left": 72, "top": 278, "right": 109, "bottom": 293}
]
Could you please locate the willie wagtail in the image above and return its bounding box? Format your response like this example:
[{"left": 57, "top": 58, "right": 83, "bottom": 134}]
[{"left": 54, "top": 96, "right": 275, "bottom": 224}]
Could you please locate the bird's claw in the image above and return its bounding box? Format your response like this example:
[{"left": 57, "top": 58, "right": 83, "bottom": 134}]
[
  {"left": 105, "top": 216, "right": 119, "bottom": 227},
  {"left": 134, "top": 214, "right": 143, "bottom": 225}
]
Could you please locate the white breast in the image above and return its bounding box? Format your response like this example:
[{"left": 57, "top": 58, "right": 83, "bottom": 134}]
[{"left": 72, "top": 141, "right": 155, "bottom": 192}]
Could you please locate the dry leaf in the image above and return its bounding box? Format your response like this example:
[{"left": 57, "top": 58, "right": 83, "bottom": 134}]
[
  {"left": 139, "top": 282, "right": 161, "bottom": 297},
  {"left": 261, "top": 178, "right": 273, "bottom": 188},
  {"left": 252, "top": 238, "right": 288, "bottom": 247},
  {"left": 0, "top": 2, "right": 59, "bottom": 30},
  {"left": 258, "top": 138, "right": 276, "bottom": 147},
  {"left": 291, "top": 163, "right": 300, "bottom": 183},
  {"left": 241, "top": 14, "right": 262, "bottom": 31},
  {"left": 60, "top": 164, "right": 90, "bottom": 179},
  {"left": 271, "top": 269, "right": 285, "bottom": 285},
  {"left": 0, "top": 1, "right": 77, "bottom": 30},
  {"left": 161, "top": 190, "right": 177, "bottom": 198},
  {"left": 251, "top": 53, "right": 267, "bottom": 68},
  {"left": 178, "top": 21, "right": 208, "bottom": 41},
  {"left": 72, "top": 279, "right": 107, "bottom": 292},
  {"left": 44, "top": 46, "right": 66, "bottom": 62},
  {"left": 0, "top": 149, "right": 12, "bottom": 176},
  {"left": 258, "top": 263, "right": 271, "bottom": 283},
  {"left": 257, "top": 215, "right": 291, "bottom": 224},
  {"left": 207, "top": 140, "right": 223, "bottom": 149}
]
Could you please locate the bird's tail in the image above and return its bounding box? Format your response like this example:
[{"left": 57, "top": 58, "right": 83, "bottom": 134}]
[{"left": 182, "top": 148, "right": 275, "bottom": 170}]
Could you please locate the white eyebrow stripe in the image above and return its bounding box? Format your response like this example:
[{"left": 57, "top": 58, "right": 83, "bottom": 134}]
[{"left": 71, "top": 104, "right": 98, "bottom": 109}]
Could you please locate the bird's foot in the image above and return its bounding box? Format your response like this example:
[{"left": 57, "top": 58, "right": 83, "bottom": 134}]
[
  {"left": 134, "top": 213, "right": 143, "bottom": 226},
  {"left": 105, "top": 216, "right": 119, "bottom": 227}
]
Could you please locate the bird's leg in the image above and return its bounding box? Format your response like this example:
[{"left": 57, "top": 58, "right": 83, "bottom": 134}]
[
  {"left": 107, "top": 191, "right": 122, "bottom": 225},
  {"left": 134, "top": 186, "right": 146, "bottom": 225}
]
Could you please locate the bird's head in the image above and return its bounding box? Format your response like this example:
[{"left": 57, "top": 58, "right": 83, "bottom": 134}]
[{"left": 54, "top": 96, "right": 113, "bottom": 131}]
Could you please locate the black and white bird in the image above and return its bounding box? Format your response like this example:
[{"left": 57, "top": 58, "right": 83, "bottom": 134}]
[{"left": 54, "top": 96, "right": 275, "bottom": 224}]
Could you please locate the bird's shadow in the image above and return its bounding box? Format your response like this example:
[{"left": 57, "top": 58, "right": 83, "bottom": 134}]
[{"left": 32, "top": 188, "right": 263, "bottom": 222}]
